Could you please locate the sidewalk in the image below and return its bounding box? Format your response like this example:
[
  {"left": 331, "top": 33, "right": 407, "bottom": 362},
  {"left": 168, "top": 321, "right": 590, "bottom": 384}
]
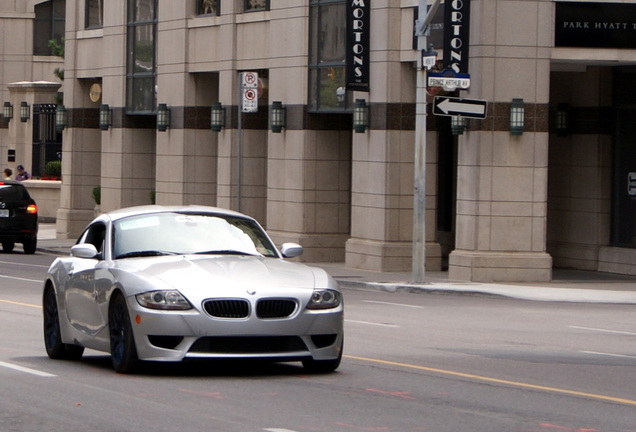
[{"left": 36, "top": 224, "right": 636, "bottom": 304}]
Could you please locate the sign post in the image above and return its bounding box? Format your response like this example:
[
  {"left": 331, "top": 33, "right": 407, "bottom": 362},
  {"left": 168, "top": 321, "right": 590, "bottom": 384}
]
[
  {"left": 237, "top": 71, "right": 259, "bottom": 211},
  {"left": 413, "top": 0, "right": 442, "bottom": 284}
]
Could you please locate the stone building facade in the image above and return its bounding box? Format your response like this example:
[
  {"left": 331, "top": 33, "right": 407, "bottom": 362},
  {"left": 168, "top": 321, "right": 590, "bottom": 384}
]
[{"left": 3, "top": 0, "right": 636, "bottom": 282}]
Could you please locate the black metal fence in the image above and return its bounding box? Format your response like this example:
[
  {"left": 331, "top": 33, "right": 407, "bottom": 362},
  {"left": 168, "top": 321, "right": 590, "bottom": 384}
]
[{"left": 32, "top": 104, "right": 62, "bottom": 178}]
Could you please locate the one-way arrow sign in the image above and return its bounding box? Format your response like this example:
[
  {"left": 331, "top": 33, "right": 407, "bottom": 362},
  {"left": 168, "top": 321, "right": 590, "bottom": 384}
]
[{"left": 433, "top": 96, "right": 487, "bottom": 119}]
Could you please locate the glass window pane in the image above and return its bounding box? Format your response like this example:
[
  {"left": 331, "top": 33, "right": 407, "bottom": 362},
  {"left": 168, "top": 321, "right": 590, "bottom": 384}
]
[
  {"left": 86, "top": 0, "right": 104, "bottom": 28},
  {"left": 135, "top": 0, "right": 156, "bottom": 21},
  {"left": 134, "top": 24, "right": 154, "bottom": 72},
  {"left": 131, "top": 77, "right": 155, "bottom": 112},
  {"left": 54, "top": 0, "right": 66, "bottom": 18},
  {"left": 318, "top": 66, "right": 346, "bottom": 110},
  {"left": 318, "top": 4, "right": 346, "bottom": 63},
  {"left": 198, "top": 0, "right": 219, "bottom": 15},
  {"left": 245, "top": 0, "right": 268, "bottom": 12}
]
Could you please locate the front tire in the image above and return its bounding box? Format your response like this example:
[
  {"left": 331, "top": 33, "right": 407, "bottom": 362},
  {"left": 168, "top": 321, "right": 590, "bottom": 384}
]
[
  {"left": 109, "top": 293, "right": 139, "bottom": 374},
  {"left": 43, "top": 286, "right": 84, "bottom": 360},
  {"left": 2, "top": 242, "right": 14, "bottom": 253}
]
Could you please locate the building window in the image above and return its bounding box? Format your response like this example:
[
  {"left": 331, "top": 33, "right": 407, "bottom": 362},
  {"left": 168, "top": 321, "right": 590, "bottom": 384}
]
[
  {"left": 308, "top": 0, "right": 350, "bottom": 112},
  {"left": 33, "top": 0, "right": 66, "bottom": 56},
  {"left": 126, "top": 0, "right": 157, "bottom": 114},
  {"left": 85, "top": 0, "right": 104, "bottom": 29},
  {"left": 197, "top": 0, "right": 219, "bottom": 16},
  {"left": 244, "top": 0, "right": 269, "bottom": 12}
]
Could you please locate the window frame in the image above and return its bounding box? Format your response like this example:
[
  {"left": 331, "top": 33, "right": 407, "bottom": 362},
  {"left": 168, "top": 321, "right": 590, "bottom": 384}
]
[
  {"left": 197, "top": 0, "right": 220, "bottom": 16},
  {"left": 33, "top": 0, "right": 66, "bottom": 56},
  {"left": 244, "top": 0, "right": 269, "bottom": 12},
  {"left": 126, "top": 0, "right": 158, "bottom": 115},
  {"left": 307, "top": 0, "right": 351, "bottom": 113},
  {"left": 85, "top": 0, "right": 104, "bottom": 29}
]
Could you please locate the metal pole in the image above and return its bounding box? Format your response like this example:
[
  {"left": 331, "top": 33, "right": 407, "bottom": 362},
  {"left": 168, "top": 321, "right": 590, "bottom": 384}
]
[
  {"left": 237, "top": 72, "right": 242, "bottom": 212},
  {"left": 412, "top": 0, "right": 441, "bottom": 283}
]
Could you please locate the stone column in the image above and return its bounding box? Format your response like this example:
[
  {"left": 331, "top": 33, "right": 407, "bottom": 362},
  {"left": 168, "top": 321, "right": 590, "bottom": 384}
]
[{"left": 448, "top": 0, "right": 553, "bottom": 282}]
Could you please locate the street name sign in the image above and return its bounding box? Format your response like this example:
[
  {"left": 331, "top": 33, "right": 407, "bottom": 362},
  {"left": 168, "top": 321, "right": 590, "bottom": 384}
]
[
  {"left": 427, "top": 71, "right": 471, "bottom": 90},
  {"left": 433, "top": 96, "right": 487, "bottom": 119}
]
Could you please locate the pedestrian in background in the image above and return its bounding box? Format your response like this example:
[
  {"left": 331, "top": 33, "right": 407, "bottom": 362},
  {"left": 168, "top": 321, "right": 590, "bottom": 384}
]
[
  {"left": 15, "top": 165, "right": 31, "bottom": 181},
  {"left": 3, "top": 168, "right": 12, "bottom": 180}
]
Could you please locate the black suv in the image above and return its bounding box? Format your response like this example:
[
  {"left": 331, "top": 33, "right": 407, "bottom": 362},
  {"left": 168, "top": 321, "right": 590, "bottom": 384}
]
[{"left": 0, "top": 180, "right": 38, "bottom": 254}]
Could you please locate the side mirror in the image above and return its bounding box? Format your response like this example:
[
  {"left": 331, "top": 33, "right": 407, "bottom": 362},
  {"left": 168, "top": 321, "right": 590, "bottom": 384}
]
[
  {"left": 71, "top": 243, "right": 99, "bottom": 259},
  {"left": 280, "top": 242, "right": 303, "bottom": 258}
]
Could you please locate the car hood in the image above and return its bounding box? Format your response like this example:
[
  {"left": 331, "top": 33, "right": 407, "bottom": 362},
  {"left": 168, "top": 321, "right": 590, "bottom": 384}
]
[{"left": 114, "top": 255, "right": 330, "bottom": 296}]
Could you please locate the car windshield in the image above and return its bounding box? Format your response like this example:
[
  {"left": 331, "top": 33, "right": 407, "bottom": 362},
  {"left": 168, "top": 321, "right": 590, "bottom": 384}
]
[{"left": 112, "top": 212, "right": 279, "bottom": 259}]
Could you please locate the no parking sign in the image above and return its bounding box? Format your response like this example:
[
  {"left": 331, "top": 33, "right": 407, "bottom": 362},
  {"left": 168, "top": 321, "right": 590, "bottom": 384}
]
[{"left": 242, "top": 72, "right": 258, "bottom": 113}]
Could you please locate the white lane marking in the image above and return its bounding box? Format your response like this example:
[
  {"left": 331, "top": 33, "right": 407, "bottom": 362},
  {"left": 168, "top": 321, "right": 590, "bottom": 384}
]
[
  {"left": 0, "top": 275, "right": 42, "bottom": 283},
  {"left": 345, "top": 319, "right": 399, "bottom": 328},
  {"left": 582, "top": 351, "right": 636, "bottom": 360},
  {"left": 0, "top": 361, "right": 56, "bottom": 377},
  {"left": 569, "top": 325, "right": 636, "bottom": 336},
  {"left": 362, "top": 300, "right": 423, "bottom": 309},
  {"left": 0, "top": 260, "right": 49, "bottom": 269},
  {"left": 264, "top": 429, "right": 298, "bottom": 432}
]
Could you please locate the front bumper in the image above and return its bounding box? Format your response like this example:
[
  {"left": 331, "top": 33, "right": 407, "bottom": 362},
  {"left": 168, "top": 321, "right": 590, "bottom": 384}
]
[{"left": 126, "top": 296, "right": 344, "bottom": 362}]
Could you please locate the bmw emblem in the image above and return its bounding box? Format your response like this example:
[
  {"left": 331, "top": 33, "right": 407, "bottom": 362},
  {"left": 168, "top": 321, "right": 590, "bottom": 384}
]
[{"left": 246, "top": 289, "right": 256, "bottom": 295}]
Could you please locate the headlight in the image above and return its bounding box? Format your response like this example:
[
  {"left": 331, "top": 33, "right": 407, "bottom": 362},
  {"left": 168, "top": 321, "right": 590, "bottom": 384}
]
[
  {"left": 306, "top": 289, "right": 341, "bottom": 310},
  {"left": 136, "top": 290, "right": 192, "bottom": 310}
]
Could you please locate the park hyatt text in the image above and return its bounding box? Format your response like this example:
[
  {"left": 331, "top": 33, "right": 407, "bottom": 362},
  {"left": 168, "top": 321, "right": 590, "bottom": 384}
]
[
  {"left": 562, "top": 21, "right": 636, "bottom": 30},
  {"left": 555, "top": 2, "right": 636, "bottom": 48}
]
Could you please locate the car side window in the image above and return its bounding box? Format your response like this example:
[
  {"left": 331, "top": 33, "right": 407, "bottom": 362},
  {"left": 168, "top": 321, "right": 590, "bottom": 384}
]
[{"left": 79, "top": 223, "right": 106, "bottom": 257}]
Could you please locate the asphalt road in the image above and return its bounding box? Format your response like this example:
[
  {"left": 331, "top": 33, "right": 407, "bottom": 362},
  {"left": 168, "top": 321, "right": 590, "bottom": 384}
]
[{"left": 1, "top": 251, "right": 636, "bottom": 431}]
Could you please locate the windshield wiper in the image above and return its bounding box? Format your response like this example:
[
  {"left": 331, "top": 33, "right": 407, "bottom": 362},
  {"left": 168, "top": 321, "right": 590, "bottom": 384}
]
[
  {"left": 116, "top": 250, "right": 179, "bottom": 259},
  {"left": 194, "top": 249, "right": 257, "bottom": 256}
]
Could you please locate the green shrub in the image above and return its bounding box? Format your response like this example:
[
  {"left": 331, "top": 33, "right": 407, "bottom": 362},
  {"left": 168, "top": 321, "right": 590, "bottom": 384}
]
[
  {"left": 92, "top": 186, "right": 101, "bottom": 205},
  {"left": 44, "top": 160, "right": 61, "bottom": 177}
]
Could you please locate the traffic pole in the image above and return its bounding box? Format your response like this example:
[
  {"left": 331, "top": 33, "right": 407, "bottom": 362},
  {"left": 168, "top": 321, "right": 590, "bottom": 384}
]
[{"left": 412, "top": 0, "right": 441, "bottom": 283}]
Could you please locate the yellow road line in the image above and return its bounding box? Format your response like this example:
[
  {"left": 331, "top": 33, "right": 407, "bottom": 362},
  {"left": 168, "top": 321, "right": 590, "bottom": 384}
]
[
  {"left": 0, "top": 299, "right": 41, "bottom": 309},
  {"left": 344, "top": 354, "right": 636, "bottom": 406}
]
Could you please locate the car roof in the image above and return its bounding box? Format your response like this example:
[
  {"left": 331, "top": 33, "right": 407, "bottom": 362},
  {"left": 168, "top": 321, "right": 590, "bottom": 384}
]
[
  {"left": 0, "top": 180, "right": 26, "bottom": 187},
  {"left": 99, "top": 205, "right": 253, "bottom": 223}
]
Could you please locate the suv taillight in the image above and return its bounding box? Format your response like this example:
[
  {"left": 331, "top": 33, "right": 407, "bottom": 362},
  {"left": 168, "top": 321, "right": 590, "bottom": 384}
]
[{"left": 26, "top": 204, "right": 37, "bottom": 214}]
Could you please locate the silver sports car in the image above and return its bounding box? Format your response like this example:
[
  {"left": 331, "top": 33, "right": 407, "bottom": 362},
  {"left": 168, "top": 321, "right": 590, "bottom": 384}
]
[{"left": 43, "top": 205, "right": 344, "bottom": 373}]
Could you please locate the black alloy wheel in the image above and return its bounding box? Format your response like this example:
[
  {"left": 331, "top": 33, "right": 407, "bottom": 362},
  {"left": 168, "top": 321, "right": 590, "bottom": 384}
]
[
  {"left": 43, "top": 286, "right": 84, "bottom": 360},
  {"left": 109, "top": 293, "right": 139, "bottom": 373}
]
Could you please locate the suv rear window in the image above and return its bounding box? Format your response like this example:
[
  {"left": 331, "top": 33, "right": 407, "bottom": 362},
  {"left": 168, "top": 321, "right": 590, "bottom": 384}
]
[{"left": 0, "top": 184, "right": 29, "bottom": 200}]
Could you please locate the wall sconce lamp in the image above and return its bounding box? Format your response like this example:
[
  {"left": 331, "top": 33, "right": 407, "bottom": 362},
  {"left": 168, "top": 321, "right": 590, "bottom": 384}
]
[
  {"left": 269, "top": 101, "right": 286, "bottom": 133},
  {"left": 510, "top": 98, "right": 524, "bottom": 136},
  {"left": 3, "top": 102, "right": 13, "bottom": 122},
  {"left": 55, "top": 105, "right": 68, "bottom": 132},
  {"left": 451, "top": 116, "right": 467, "bottom": 135},
  {"left": 20, "top": 101, "right": 30, "bottom": 123},
  {"left": 353, "top": 99, "right": 369, "bottom": 133},
  {"left": 556, "top": 103, "right": 570, "bottom": 137},
  {"left": 210, "top": 102, "right": 226, "bottom": 132},
  {"left": 99, "top": 104, "right": 112, "bottom": 130},
  {"left": 156, "top": 103, "right": 170, "bottom": 132}
]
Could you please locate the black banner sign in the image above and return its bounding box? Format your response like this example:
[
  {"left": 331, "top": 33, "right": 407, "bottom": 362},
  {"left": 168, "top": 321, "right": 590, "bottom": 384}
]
[
  {"left": 443, "top": 0, "right": 471, "bottom": 74},
  {"left": 555, "top": 2, "right": 636, "bottom": 48},
  {"left": 346, "top": 0, "right": 370, "bottom": 92}
]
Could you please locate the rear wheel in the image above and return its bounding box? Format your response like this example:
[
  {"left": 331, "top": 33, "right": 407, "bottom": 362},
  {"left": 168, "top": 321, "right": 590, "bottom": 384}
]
[
  {"left": 2, "top": 242, "right": 14, "bottom": 253},
  {"left": 23, "top": 238, "right": 36, "bottom": 254},
  {"left": 43, "top": 286, "right": 84, "bottom": 360},
  {"left": 109, "top": 293, "right": 139, "bottom": 374}
]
